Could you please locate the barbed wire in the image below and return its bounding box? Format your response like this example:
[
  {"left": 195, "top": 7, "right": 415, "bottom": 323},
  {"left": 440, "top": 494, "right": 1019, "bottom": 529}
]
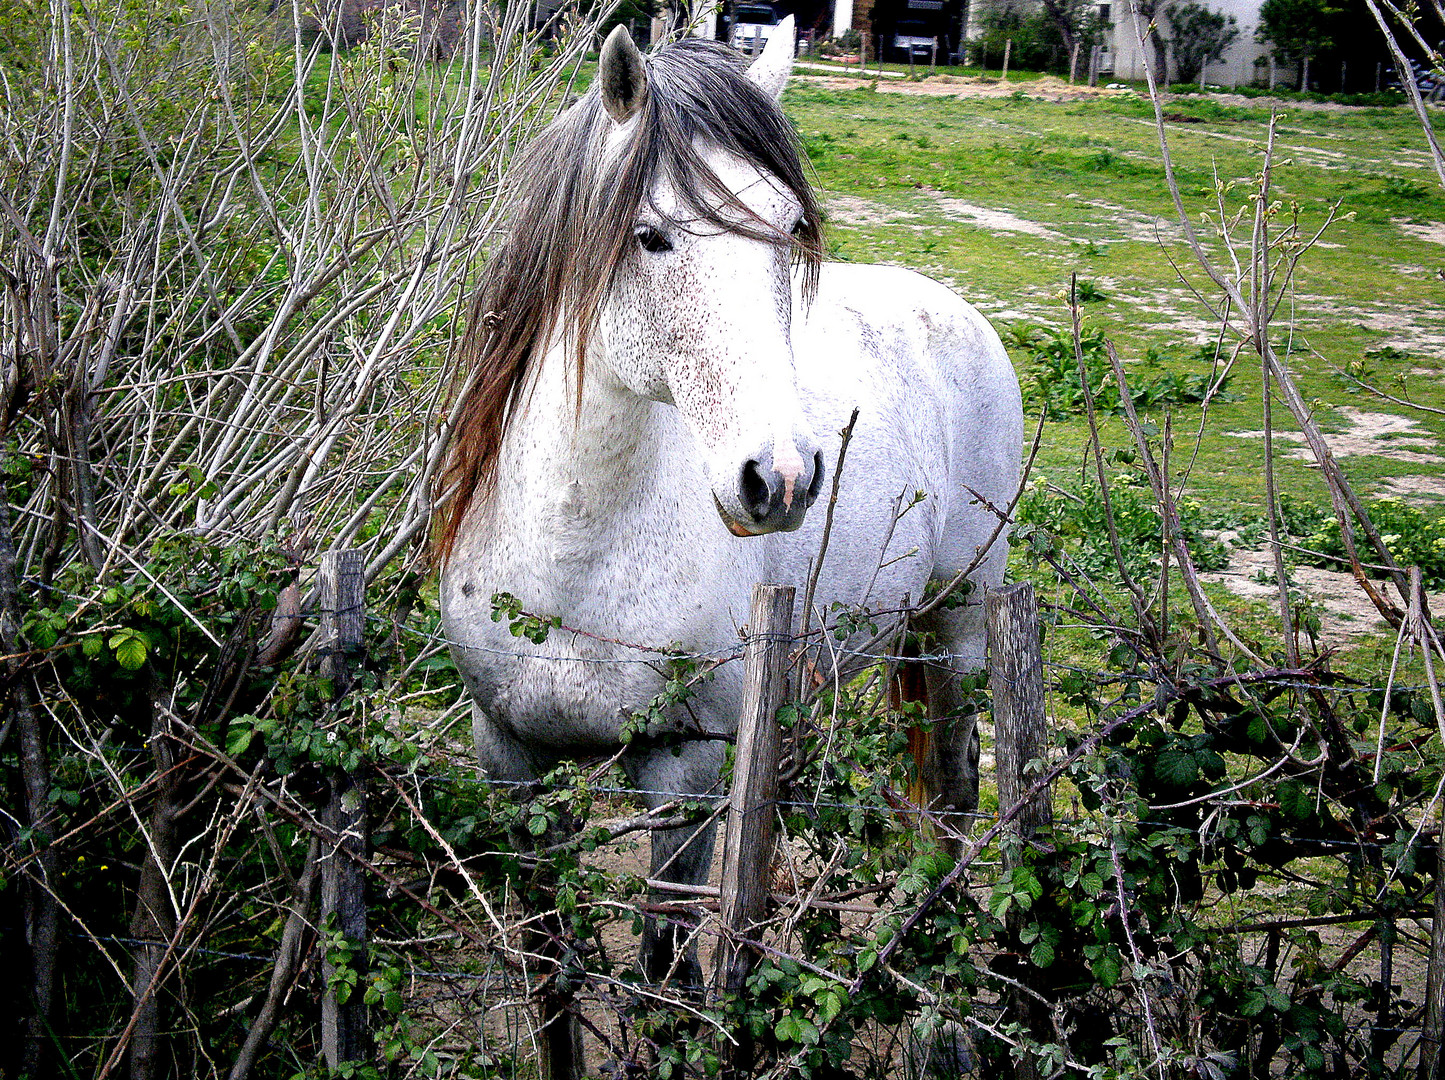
[
  {"left": 390, "top": 620, "right": 1437, "bottom": 696},
  {"left": 13, "top": 574, "right": 1431, "bottom": 695},
  {"left": 72, "top": 743, "right": 1433, "bottom": 857}
]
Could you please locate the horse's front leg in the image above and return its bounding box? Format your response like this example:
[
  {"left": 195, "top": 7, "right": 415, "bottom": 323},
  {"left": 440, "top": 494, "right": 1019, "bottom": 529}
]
[
  {"left": 622, "top": 740, "right": 727, "bottom": 987},
  {"left": 471, "top": 705, "right": 586, "bottom": 1080},
  {"left": 914, "top": 603, "right": 986, "bottom": 856}
]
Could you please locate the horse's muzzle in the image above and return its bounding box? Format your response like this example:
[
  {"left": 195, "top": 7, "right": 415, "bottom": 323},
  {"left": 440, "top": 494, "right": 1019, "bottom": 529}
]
[{"left": 721, "top": 447, "right": 825, "bottom": 534}]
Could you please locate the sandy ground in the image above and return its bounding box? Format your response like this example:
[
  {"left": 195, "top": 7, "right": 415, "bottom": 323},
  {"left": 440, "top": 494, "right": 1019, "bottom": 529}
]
[
  {"left": 1203, "top": 408, "right": 1444, "bottom": 646},
  {"left": 792, "top": 68, "right": 1404, "bottom": 112},
  {"left": 794, "top": 70, "right": 1136, "bottom": 102}
]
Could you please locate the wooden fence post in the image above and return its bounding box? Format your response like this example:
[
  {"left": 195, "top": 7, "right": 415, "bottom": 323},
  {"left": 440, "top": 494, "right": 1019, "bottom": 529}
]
[
  {"left": 1411, "top": 566, "right": 1445, "bottom": 1080},
  {"left": 719, "top": 584, "right": 796, "bottom": 1080},
  {"left": 988, "top": 581, "right": 1052, "bottom": 1080},
  {"left": 1424, "top": 803, "right": 1444, "bottom": 1080},
  {"left": 990, "top": 582, "right": 1050, "bottom": 835},
  {"left": 318, "top": 549, "right": 370, "bottom": 1069}
]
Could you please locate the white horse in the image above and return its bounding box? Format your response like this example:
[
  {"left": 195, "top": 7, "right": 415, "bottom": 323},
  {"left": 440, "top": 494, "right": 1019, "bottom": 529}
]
[{"left": 436, "top": 21, "right": 1021, "bottom": 1072}]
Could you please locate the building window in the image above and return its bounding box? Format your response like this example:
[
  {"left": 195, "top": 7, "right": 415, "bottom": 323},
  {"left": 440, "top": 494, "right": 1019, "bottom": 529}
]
[{"left": 1098, "top": 3, "right": 1111, "bottom": 19}]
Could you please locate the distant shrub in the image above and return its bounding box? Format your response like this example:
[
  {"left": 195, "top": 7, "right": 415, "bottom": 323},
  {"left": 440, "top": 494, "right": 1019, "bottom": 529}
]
[
  {"left": 1383, "top": 175, "right": 1430, "bottom": 199},
  {"left": 1017, "top": 478, "right": 1231, "bottom": 580},
  {"left": 1285, "top": 495, "right": 1445, "bottom": 587},
  {"left": 1011, "top": 325, "right": 1233, "bottom": 421}
]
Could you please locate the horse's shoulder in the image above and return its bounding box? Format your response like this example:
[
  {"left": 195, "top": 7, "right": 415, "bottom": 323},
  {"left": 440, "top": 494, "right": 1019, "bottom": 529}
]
[
  {"left": 809, "top": 263, "right": 988, "bottom": 332},
  {"left": 803, "top": 263, "right": 1009, "bottom": 378}
]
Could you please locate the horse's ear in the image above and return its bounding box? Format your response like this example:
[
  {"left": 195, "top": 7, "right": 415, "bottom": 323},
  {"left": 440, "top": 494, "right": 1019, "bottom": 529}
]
[
  {"left": 599, "top": 24, "right": 649, "bottom": 123},
  {"left": 745, "top": 14, "right": 795, "bottom": 101}
]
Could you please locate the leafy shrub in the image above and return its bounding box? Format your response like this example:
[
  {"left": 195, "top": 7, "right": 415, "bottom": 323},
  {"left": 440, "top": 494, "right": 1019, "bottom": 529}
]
[
  {"left": 1383, "top": 175, "right": 1430, "bottom": 200},
  {"left": 1287, "top": 494, "right": 1445, "bottom": 586},
  {"left": 1011, "top": 325, "right": 1233, "bottom": 421},
  {"left": 1017, "top": 477, "right": 1231, "bottom": 580}
]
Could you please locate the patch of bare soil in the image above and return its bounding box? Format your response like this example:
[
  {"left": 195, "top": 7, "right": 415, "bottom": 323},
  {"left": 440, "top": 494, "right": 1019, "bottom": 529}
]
[
  {"left": 1298, "top": 298, "right": 1445, "bottom": 356},
  {"left": 1227, "top": 405, "right": 1443, "bottom": 464},
  {"left": 1210, "top": 408, "right": 1443, "bottom": 640},
  {"left": 1377, "top": 474, "right": 1445, "bottom": 501},
  {"left": 793, "top": 71, "right": 1136, "bottom": 101},
  {"left": 928, "top": 196, "right": 1063, "bottom": 238},
  {"left": 1080, "top": 197, "right": 1181, "bottom": 243},
  {"left": 824, "top": 193, "right": 915, "bottom": 228},
  {"left": 824, "top": 190, "right": 1063, "bottom": 239},
  {"left": 1395, "top": 217, "right": 1445, "bottom": 245},
  {"left": 1201, "top": 545, "right": 1390, "bottom": 646}
]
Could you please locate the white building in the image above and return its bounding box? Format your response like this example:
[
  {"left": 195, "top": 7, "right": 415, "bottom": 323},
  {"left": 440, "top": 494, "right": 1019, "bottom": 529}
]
[{"left": 1101, "top": 0, "right": 1274, "bottom": 87}]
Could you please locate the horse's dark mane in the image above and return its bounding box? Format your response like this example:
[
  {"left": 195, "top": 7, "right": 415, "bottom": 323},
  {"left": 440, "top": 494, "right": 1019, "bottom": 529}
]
[{"left": 433, "top": 38, "right": 825, "bottom": 564}]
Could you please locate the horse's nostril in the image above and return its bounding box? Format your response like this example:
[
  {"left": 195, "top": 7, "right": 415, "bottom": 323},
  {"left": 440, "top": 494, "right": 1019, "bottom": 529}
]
[
  {"left": 807, "top": 451, "right": 825, "bottom": 504},
  {"left": 740, "top": 459, "right": 770, "bottom": 520}
]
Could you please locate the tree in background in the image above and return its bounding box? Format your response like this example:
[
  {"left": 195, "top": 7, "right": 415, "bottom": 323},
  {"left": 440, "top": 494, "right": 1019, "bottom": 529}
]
[
  {"left": 1257, "top": 0, "right": 1343, "bottom": 88},
  {"left": 971, "top": 0, "right": 1101, "bottom": 74},
  {"left": 1132, "top": 0, "right": 1173, "bottom": 84},
  {"left": 1039, "top": 0, "right": 1103, "bottom": 76},
  {"left": 1167, "top": 0, "right": 1239, "bottom": 82}
]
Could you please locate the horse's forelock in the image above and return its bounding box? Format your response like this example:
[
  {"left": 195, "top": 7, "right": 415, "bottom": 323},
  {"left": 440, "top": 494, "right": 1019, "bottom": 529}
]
[{"left": 433, "top": 38, "right": 823, "bottom": 565}]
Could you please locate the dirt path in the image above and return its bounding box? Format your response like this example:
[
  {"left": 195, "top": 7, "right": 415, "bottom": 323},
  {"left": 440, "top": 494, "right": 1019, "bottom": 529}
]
[
  {"left": 794, "top": 70, "right": 1134, "bottom": 101},
  {"left": 793, "top": 70, "right": 1410, "bottom": 113}
]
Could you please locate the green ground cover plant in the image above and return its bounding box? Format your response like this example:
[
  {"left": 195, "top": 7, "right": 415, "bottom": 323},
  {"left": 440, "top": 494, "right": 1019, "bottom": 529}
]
[
  {"left": 5, "top": 8, "right": 1445, "bottom": 1078},
  {"left": 783, "top": 80, "right": 1445, "bottom": 616}
]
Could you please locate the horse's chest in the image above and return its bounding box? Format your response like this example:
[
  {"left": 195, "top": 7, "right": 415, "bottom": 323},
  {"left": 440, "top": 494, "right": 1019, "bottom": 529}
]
[{"left": 441, "top": 489, "right": 747, "bottom": 742}]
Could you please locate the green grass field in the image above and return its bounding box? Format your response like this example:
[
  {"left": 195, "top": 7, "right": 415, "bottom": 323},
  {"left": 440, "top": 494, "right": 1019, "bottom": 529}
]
[{"left": 782, "top": 77, "right": 1445, "bottom": 665}]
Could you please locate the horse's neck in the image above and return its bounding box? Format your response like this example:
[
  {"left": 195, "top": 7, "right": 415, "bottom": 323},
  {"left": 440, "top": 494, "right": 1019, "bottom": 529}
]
[{"left": 501, "top": 345, "right": 667, "bottom": 520}]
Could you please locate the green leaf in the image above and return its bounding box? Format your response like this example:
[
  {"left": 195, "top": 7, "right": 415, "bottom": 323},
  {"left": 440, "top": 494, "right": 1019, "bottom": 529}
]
[
  {"left": 1154, "top": 747, "right": 1198, "bottom": 788},
  {"left": 1030, "top": 940, "right": 1056, "bottom": 968},
  {"left": 110, "top": 631, "right": 148, "bottom": 670},
  {"left": 817, "top": 989, "right": 843, "bottom": 1024},
  {"left": 988, "top": 887, "right": 1014, "bottom": 920},
  {"left": 1092, "top": 952, "right": 1121, "bottom": 988},
  {"left": 1277, "top": 779, "right": 1313, "bottom": 821},
  {"left": 1262, "top": 985, "right": 1291, "bottom": 1012},
  {"left": 226, "top": 722, "right": 255, "bottom": 757}
]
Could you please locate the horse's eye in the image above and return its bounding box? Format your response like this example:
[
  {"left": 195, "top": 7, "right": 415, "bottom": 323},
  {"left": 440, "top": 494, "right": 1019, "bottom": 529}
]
[
  {"left": 790, "top": 218, "right": 808, "bottom": 237},
  {"left": 634, "top": 225, "right": 672, "bottom": 253}
]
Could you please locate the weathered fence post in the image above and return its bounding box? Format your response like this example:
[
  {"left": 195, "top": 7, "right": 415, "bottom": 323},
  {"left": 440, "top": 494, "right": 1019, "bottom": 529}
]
[
  {"left": 719, "top": 584, "right": 796, "bottom": 1080},
  {"left": 1421, "top": 568, "right": 1445, "bottom": 1080},
  {"left": 1424, "top": 802, "right": 1445, "bottom": 1080},
  {"left": 988, "top": 581, "right": 1052, "bottom": 1080},
  {"left": 1002, "top": 37, "right": 1012, "bottom": 80},
  {"left": 318, "top": 549, "right": 370, "bottom": 1069},
  {"left": 990, "top": 582, "right": 1050, "bottom": 835}
]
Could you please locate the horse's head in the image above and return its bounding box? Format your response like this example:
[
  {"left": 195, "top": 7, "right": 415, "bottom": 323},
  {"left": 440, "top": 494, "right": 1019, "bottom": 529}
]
[
  {"left": 593, "top": 22, "right": 825, "bottom": 536},
  {"left": 436, "top": 23, "right": 830, "bottom": 561}
]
